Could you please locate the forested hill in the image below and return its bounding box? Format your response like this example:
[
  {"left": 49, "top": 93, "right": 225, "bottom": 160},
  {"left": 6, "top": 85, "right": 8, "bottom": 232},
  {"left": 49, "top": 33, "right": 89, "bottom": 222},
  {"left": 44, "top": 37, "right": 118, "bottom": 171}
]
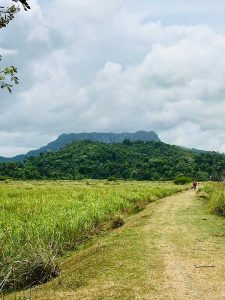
[
  {"left": 0, "top": 131, "right": 160, "bottom": 163},
  {"left": 0, "top": 140, "right": 224, "bottom": 181}
]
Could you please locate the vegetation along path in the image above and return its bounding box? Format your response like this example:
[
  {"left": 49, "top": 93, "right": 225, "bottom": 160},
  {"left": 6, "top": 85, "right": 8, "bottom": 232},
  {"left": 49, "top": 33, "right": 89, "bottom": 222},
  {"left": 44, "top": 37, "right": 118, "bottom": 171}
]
[{"left": 10, "top": 190, "right": 225, "bottom": 300}]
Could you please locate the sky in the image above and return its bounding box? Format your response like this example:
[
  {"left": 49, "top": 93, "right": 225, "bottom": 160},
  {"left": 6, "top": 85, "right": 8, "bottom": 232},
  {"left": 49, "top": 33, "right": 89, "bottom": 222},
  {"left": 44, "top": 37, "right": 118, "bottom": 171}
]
[{"left": 1, "top": 0, "right": 225, "bottom": 156}]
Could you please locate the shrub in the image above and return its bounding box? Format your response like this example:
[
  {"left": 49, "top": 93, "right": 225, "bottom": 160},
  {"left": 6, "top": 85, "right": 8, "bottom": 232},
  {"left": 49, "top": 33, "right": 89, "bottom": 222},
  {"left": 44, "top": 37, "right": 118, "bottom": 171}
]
[
  {"left": 174, "top": 176, "right": 193, "bottom": 185},
  {"left": 107, "top": 176, "right": 118, "bottom": 182}
]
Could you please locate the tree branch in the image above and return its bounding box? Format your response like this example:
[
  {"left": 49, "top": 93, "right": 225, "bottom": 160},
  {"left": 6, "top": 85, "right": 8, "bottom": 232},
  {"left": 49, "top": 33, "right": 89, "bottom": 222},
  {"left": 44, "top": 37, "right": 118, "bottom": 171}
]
[{"left": 0, "top": 1, "right": 30, "bottom": 93}]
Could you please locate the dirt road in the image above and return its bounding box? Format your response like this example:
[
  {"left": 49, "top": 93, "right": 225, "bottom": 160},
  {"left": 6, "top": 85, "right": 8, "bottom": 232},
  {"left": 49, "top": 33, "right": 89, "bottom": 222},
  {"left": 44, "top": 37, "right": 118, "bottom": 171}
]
[{"left": 10, "top": 190, "right": 225, "bottom": 300}]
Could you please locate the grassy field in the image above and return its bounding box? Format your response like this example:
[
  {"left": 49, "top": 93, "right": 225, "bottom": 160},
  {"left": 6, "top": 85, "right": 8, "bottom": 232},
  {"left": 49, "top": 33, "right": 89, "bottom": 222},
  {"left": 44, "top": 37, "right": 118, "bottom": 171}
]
[
  {"left": 0, "top": 180, "right": 186, "bottom": 292},
  {"left": 6, "top": 187, "right": 225, "bottom": 300}
]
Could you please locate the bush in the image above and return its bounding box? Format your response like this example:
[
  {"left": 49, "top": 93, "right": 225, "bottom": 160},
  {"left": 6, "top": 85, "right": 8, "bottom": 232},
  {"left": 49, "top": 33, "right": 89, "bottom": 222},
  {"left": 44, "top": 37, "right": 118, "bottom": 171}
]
[
  {"left": 107, "top": 176, "right": 118, "bottom": 182},
  {"left": 174, "top": 176, "right": 193, "bottom": 185}
]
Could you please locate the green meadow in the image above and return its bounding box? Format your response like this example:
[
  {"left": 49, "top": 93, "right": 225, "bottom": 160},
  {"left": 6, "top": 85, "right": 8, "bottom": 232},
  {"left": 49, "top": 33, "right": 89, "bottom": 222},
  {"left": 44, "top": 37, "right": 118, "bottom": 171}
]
[{"left": 0, "top": 180, "right": 186, "bottom": 292}]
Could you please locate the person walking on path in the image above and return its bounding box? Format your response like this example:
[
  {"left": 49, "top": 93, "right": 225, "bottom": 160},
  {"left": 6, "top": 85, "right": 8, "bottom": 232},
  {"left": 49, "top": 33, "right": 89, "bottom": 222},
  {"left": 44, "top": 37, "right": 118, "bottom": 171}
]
[{"left": 192, "top": 181, "right": 197, "bottom": 190}]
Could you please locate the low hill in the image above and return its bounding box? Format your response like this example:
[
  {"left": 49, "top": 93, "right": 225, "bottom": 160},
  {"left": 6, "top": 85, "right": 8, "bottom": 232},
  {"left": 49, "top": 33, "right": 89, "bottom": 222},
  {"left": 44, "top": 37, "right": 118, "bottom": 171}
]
[
  {"left": 0, "top": 140, "right": 224, "bottom": 181},
  {"left": 0, "top": 131, "right": 160, "bottom": 162}
]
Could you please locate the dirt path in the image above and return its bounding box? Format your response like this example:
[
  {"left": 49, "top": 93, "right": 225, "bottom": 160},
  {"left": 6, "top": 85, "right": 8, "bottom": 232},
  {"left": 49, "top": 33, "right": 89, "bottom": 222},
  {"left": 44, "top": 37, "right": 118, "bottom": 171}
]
[
  {"left": 10, "top": 190, "right": 225, "bottom": 300},
  {"left": 144, "top": 190, "right": 225, "bottom": 300}
]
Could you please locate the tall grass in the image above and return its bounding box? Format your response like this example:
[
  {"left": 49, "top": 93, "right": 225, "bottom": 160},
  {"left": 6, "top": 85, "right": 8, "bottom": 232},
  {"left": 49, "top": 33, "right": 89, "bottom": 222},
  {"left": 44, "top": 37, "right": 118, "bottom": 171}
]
[
  {"left": 0, "top": 180, "right": 185, "bottom": 291},
  {"left": 199, "top": 182, "right": 225, "bottom": 216}
]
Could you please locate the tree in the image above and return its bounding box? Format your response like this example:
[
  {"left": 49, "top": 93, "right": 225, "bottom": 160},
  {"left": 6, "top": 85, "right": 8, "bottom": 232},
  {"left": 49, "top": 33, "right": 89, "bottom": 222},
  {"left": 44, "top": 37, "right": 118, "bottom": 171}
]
[{"left": 0, "top": 0, "right": 30, "bottom": 92}]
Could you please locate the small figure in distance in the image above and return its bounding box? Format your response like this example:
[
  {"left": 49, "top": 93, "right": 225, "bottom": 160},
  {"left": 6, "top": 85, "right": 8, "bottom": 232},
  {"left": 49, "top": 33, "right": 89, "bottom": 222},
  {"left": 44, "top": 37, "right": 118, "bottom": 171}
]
[{"left": 192, "top": 181, "right": 197, "bottom": 191}]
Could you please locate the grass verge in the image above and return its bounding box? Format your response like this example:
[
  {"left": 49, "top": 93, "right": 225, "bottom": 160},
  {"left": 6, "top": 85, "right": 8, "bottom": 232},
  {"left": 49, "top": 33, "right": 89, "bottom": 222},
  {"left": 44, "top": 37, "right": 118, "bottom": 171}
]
[{"left": 198, "top": 182, "right": 225, "bottom": 216}]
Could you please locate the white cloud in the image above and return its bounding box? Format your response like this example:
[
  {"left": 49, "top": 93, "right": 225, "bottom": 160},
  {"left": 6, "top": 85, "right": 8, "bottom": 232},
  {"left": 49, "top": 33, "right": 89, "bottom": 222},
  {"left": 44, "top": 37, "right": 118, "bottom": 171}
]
[
  {"left": 0, "top": 48, "right": 18, "bottom": 56},
  {"left": 0, "top": 131, "right": 55, "bottom": 157},
  {"left": 1, "top": 0, "right": 225, "bottom": 155}
]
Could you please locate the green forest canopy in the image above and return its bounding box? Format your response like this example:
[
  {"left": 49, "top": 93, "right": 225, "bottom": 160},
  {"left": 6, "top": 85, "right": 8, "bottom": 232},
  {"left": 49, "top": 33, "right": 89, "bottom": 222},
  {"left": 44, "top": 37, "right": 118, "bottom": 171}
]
[{"left": 0, "top": 140, "right": 224, "bottom": 181}]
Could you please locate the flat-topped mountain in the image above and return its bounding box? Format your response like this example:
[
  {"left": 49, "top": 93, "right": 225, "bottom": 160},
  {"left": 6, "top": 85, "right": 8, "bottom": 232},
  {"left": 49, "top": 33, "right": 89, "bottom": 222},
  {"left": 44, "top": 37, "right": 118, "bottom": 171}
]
[{"left": 0, "top": 131, "right": 160, "bottom": 162}]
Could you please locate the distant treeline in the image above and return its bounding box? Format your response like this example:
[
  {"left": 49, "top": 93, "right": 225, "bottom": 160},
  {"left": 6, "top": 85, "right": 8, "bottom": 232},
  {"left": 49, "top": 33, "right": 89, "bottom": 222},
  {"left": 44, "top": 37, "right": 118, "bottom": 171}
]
[{"left": 0, "top": 140, "right": 224, "bottom": 181}]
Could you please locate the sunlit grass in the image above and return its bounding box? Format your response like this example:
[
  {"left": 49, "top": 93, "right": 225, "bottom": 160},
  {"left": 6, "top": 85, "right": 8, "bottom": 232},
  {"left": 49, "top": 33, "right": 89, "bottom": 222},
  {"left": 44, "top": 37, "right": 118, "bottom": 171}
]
[
  {"left": 0, "top": 180, "right": 186, "bottom": 291},
  {"left": 199, "top": 182, "right": 225, "bottom": 216}
]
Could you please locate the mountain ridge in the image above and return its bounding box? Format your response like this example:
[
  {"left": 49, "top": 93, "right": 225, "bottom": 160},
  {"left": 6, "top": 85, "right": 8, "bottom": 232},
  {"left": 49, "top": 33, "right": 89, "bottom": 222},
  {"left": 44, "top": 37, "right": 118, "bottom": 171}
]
[{"left": 0, "top": 131, "right": 160, "bottom": 162}]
